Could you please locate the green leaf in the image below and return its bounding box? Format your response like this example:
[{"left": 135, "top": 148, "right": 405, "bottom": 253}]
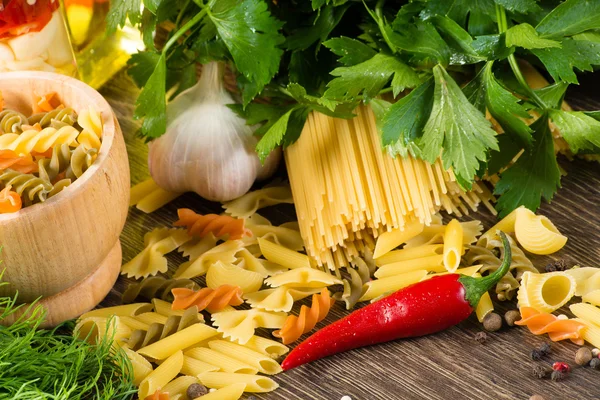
[
  {"left": 230, "top": 103, "right": 292, "bottom": 136},
  {"left": 381, "top": 78, "right": 434, "bottom": 158},
  {"left": 534, "top": 81, "right": 569, "bottom": 109},
  {"left": 536, "top": 0, "right": 600, "bottom": 39},
  {"left": 324, "top": 53, "right": 420, "bottom": 100},
  {"left": 106, "top": 0, "right": 141, "bottom": 34},
  {"left": 419, "top": 65, "right": 498, "bottom": 188},
  {"left": 133, "top": 53, "right": 167, "bottom": 138},
  {"left": 144, "top": 0, "right": 162, "bottom": 14},
  {"left": 472, "top": 34, "right": 513, "bottom": 60},
  {"left": 323, "top": 37, "right": 377, "bottom": 66},
  {"left": 532, "top": 38, "right": 600, "bottom": 84},
  {"left": 141, "top": 9, "right": 156, "bottom": 50},
  {"left": 255, "top": 109, "right": 293, "bottom": 162},
  {"left": 286, "top": 4, "right": 349, "bottom": 51},
  {"left": 487, "top": 134, "right": 523, "bottom": 176},
  {"left": 387, "top": 21, "right": 451, "bottom": 66},
  {"left": 493, "top": 0, "right": 541, "bottom": 14},
  {"left": 127, "top": 51, "right": 161, "bottom": 88},
  {"left": 419, "top": 0, "right": 496, "bottom": 35},
  {"left": 505, "top": 23, "right": 561, "bottom": 49},
  {"left": 208, "top": 0, "right": 284, "bottom": 105},
  {"left": 549, "top": 110, "right": 600, "bottom": 153},
  {"left": 483, "top": 63, "right": 533, "bottom": 146},
  {"left": 287, "top": 83, "right": 338, "bottom": 113},
  {"left": 431, "top": 16, "right": 486, "bottom": 64},
  {"left": 585, "top": 111, "right": 600, "bottom": 121},
  {"left": 494, "top": 114, "right": 561, "bottom": 216}
]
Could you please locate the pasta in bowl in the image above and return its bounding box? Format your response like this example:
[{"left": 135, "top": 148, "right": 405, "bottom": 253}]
[{"left": 0, "top": 71, "right": 129, "bottom": 325}]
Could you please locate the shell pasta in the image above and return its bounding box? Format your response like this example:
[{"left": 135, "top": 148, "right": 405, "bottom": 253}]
[{"left": 514, "top": 207, "right": 567, "bottom": 255}]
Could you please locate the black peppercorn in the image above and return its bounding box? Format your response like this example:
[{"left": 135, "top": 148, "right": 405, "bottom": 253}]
[
  {"left": 551, "top": 370, "right": 565, "bottom": 382},
  {"left": 590, "top": 358, "right": 600, "bottom": 370},
  {"left": 539, "top": 343, "right": 551, "bottom": 356},
  {"left": 533, "top": 364, "right": 551, "bottom": 379},
  {"left": 504, "top": 310, "right": 521, "bottom": 326},
  {"left": 474, "top": 331, "right": 487, "bottom": 343},
  {"left": 531, "top": 349, "right": 543, "bottom": 361}
]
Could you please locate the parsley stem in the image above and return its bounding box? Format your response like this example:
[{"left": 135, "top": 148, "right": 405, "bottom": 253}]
[
  {"left": 163, "top": 7, "right": 208, "bottom": 56},
  {"left": 365, "top": 0, "right": 397, "bottom": 54},
  {"left": 495, "top": 4, "right": 547, "bottom": 109},
  {"left": 175, "top": 0, "right": 192, "bottom": 29}
]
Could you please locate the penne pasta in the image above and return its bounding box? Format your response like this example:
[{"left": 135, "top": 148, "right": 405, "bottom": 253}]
[
  {"left": 257, "top": 237, "right": 311, "bottom": 269},
  {"left": 80, "top": 303, "right": 153, "bottom": 319},
  {"left": 373, "top": 220, "right": 424, "bottom": 259},
  {"left": 360, "top": 270, "right": 428, "bottom": 301},
  {"left": 152, "top": 298, "right": 185, "bottom": 317},
  {"left": 192, "top": 383, "right": 246, "bottom": 400},
  {"left": 162, "top": 376, "right": 199, "bottom": 398},
  {"left": 198, "top": 372, "right": 279, "bottom": 393},
  {"left": 374, "top": 244, "right": 443, "bottom": 266},
  {"left": 443, "top": 219, "right": 463, "bottom": 273},
  {"left": 120, "top": 316, "right": 150, "bottom": 331},
  {"left": 570, "top": 304, "right": 600, "bottom": 328},
  {"left": 137, "top": 323, "right": 219, "bottom": 360},
  {"left": 374, "top": 255, "right": 445, "bottom": 278},
  {"left": 243, "top": 335, "right": 289, "bottom": 358},
  {"left": 122, "top": 347, "right": 153, "bottom": 386},
  {"left": 184, "top": 347, "right": 258, "bottom": 374},
  {"left": 135, "top": 312, "right": 169, "bottom": 326},
  {"left": 478, "top": 208, "right": 518, "bottom": 246},
  {"left": 138, "top": 350, "right": 183, "bottom": 399},
  {"left": 181, "top": 355, "right": 220, "bottom": 376},
  {"left": 208, "top": 340, "right": 283, "bottom": 375},
  {"left": 583, "top": 289, "right": 600, "bottom": 307}
]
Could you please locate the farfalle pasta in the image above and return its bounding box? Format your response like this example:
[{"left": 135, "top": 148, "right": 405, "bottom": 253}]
[
  {"left": 244, "top": 286, "right": 320, "bottom": 313},
  {"left": 211, "top": 308, "right": 288, "bottom": 344},
  {"left": 130, "top": 177, "right": 182, "bottom": 213},
  {"left": 243, "top": 213, "right": 304, "bottom": 252},
  {"left": 264, "top": 267, "right": 342, "bottom": 289},
  {"left": 174, "top": 240, "right": 244, "bottom": 279},
  {"left": 175, "top": 209, "right": 251, "bottom": 240},
  {"left": 517, "top": 271, "right": 576, "bottom": 313},
  {"left": 235, "top": 248, "right": 287, "bottom": 277},
  {"left": 206, "top": 261, "right": 263, "bottom": 294},
  {"left": 121, "top": 228, "right": 191, "bottom": 279},
  {"left": 122, "top": 276, "right": 199, "bottom": 304},
  {"left": 515, "top": 306, "right": 586, "bottom": 344},
  {"left": 273, "top": 289, "right": 334, "bottom": 344},
  {"left": 171, "top": 285, "right": 244, "bottom": 313},
  {"left": 222, "top": 185, "right": 294, "bottom": 218}
]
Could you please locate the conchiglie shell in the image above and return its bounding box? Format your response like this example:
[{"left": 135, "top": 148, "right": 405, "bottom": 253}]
[
  {"left": 206, "top": 261, "right": 263, "bottom": 294},
  {"left": 517, "top": 271, "right": 576, "bottom": 313},
  {"left": 514, "top": 207, "right": 567, "bottom": 255}
]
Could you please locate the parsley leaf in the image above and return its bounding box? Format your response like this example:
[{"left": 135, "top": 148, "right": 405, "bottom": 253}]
[
  {"left": 549, "top": 110, "right": 600, "bottom": 153},
  {"left": 493, "top": 0, "right": 540, "bottom": 14},
  {"left": 323, "top": 37, "right": 377, "bottom": 66},
  {"left": 494, "top": 114, "right": 561, "bottom": 216},
  {"left": 133, "top": 53, "right": 167, "bottom": 138},
  {"left": 419, "top": 65, "right": 498, "bottom": 188},
  {"left": 208, "top": 0, "right": 284, "bottom": 105},
  {"left": 286, "top": 4, "right": 350, "bottom": 51},
  {"left": 324, "top": 53, "right": 420, "bottom": 100},
  {"left": 534, "top": 81, "right": 569, "bottom": 109},
  {"left": 536, "top": 0, "right": 600, "bottom": 39},
  {"left": 106, "top": 0, "right": 141, "bottom": 34},
  {"left": 505, "top": 23, "right": 561, "bottom": 49},
  {"left": 387, "top": 21, "right": 451, "bottom": 66},
  {"left": 420, "top": 0, "right": 496, "bottom": 35},
  {"left": 487, "top": 134, "right": 522, "bottom": 176},
  {"left": 127, "top": 51, "right": 161, "bottom": 88},
  {"left": 381, "top": 78, "right": 434, "bottom": 157},
  {"left": 431, "top": 16, "right": 486, "bottom": 64},
  {"left": 472, "top": 34, "right": 513, "bottom": 60},
  {"left": 255, "top": 106, "right": 311, "bottom": 161},
  {"left": 532, "top": 38, "right": 600, "bottom": 84}
]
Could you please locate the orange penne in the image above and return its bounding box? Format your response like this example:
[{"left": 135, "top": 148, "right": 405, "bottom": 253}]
[{"left": 515, "top": 307, "right": 586, "bottom": 345}]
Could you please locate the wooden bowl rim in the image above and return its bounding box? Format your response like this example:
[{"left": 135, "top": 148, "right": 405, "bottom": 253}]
[{"left": 0, "top": 71, "right": 118, "bottom": 222}]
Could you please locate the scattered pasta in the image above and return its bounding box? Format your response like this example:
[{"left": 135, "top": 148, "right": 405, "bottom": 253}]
[
  {"left": 122, "top": 276, "right": 199, "bottom": 304},
  {"left": 223, "top": 185, "right": 294, "bottom": 218},
  {"left": 175, "top": 208, "right": 251, "bottom": 240},
  {"left": 514, "top": 207, "right": 567, "bottom": 255},
  {"left": 334, "top": 256, "right": 375, "bottom": 310},
  {"left": 517, "top": 271, "right": 576, "bottom": 313},
  {"left": 515, "top": 306, "right": 586, "bottom": 344},
  {"left": 264, "top": 267, "right": 342, "bottom": 288},
  {"left": 130, "top": 177, "right": 182, "bottom": 213},
  {"left": 243, "top": 213, "right": 304, "bottom": 251},
  {"left": 174, "top": 240, "right": 244, "bottom": 279},
  {"left": 205, "top": 261, "right": 263, "bottom": 294},
  {"left": 211, "top": 309, "right": 288, "bottom": 344},
  {"left": 245, "top": 286, "right": 321, "bottom": 313},
  {"left": 171, "top": 285, "right": 244, "bottom": 313}
]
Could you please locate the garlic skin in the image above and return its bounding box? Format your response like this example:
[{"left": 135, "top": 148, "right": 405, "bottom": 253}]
[{"left": 148, "top": 62, "right": 279, "bottom": 202}]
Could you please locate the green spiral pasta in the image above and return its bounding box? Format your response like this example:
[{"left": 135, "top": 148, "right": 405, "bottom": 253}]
[
  {"left": 37, "top": 143, "right": 98, "bottom": 182},
  {"left": 122, "top": 276, "right": 199, "bottom": 304},
  {"left": 67, "top": 144, "right": 98, "bottom": 179},
  {"left": 334, "top": 252, "right": 376, "bottom": 310},
  {"left": 0, "top": 110, "right": 29, "bottom": 134},
  {"left": 29, "top": 107, "right": 77, "bottom": 128},
  {"left": 0, "top": 169, "right": 53, "bottom": 204}
]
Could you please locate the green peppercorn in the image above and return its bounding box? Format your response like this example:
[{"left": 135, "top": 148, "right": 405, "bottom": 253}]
[
  {"left": 483, "top": 312, "right": 502, "bottom": 332},
  {"left": 187, "top": 383, "right": 209, "bottom": 399},
  {"left": 575, "top": 347, "right": 593, "bottom": 366},
  {"left": 504, "top": 310, "right": 521, "bottom": 326}
]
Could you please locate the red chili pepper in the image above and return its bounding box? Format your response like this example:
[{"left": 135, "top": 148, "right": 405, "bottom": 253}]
[{"left": 281, "top": 231, "right": 512, "bottom": 371}]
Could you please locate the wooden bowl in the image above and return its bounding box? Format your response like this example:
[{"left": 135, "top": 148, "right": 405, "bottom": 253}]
[{"left": 0, "top": 71, "right": 129, "bottom": 326}]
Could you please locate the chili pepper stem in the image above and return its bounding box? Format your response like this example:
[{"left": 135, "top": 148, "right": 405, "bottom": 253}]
[{"left": 459, "top": 231, "right": 512, "bottom": 308}]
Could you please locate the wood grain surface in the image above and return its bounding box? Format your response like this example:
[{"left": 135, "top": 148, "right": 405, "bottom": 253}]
[{"left": 99, "top": 71, "right": 600, "bottom": 400}]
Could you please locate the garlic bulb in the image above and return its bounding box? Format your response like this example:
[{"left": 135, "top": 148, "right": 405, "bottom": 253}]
[{"left": 148, "top": 62, "right": 280, "bottom": 202}]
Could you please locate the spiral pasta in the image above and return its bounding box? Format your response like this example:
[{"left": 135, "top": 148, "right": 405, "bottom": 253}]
[
  {"left": 171, "top": 285, "right": 244, "bottom": 313},
  {"left": 33, "top": 91, "right": 62, "bottom": 113},
  {"left": 0, "top": 185, "right": 22, "bottom": 213},
  {"left": 29, "top": 106, "right": 77, "bottom": 128},
  {"left": 0, "top": 169, "right": 54, "bottom": 204},
  {"left": 515, "top": 306, "right": 586, "bottom": 344},
  {"left": 122, "top": 276, "right": 200, "bottom": 304},
  {"left": 222, "top": 185, "right": 294, "bottom": 218},
  {"left": 0, "top": 149, "right": 37, "bottom": 173},
  {"left": 175, "top": 209, "right": 251, "bottom": 241},
  {"left": 0, "top": 125, "right": 80, "bottom": 154},
  {"left": 464, "top": 235, "right": 538, "bottom": 301},
  {"left": 211, "top": 308, "right": 288, "bottom": 344},
  {"left": 67, "top": 144, "right": 98, "bottom": 179},
  {"left": 517, "top": 271, "right": 576, "bottom": 313},
  {"left": 0, "top": 109, "right": 28, "bottom": 133},
  {"left": 273, "top": 289, "right": 334, "bottom": 344},
  {"left": 37, "top": 143, "right": 71, "bottom": 182},
  {"left": 334, "top": 256, "right": 375, "bottom": 310}
]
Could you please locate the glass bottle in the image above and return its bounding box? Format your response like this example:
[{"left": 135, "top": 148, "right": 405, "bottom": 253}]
[{"left": 0, "top": 0, "right": 77, "bottom": 76}]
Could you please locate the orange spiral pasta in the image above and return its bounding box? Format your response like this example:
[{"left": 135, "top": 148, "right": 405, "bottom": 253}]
[
  {"left": 174, "top": 208, "right": 251, "bottom": 240},
  {"left": 273, "top": 289, "right": 334, "bottom": 344},
  {"left": 515, "top": 306, "right": 586, "bottom": 344},
  {"left": 0, "top": 150, "right": 37, "bottom": 174},
  {"left": 171, "top": 285, "right": 244, "bottom": 313},
  {"left": 0, "top": 185, "right": 22, "bottom": 213},
  {"left": 144, "top": 390, "right": 169, "bottom": 400}
]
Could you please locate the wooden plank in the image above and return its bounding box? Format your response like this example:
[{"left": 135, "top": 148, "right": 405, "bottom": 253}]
[{"left": 100, "top": 71, "right": 600, "bottom": 400}]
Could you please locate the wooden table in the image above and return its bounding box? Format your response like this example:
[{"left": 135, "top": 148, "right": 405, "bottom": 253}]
[{"left": 100, "top": 71, "right": 600, "bottom": 400}]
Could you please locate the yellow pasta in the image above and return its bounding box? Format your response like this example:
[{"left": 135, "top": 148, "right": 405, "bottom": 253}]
[
  {"left": 122, "top": 228, "right": 191, "bottom": 279},
  {"left": 208, "top": 340, "right": 282, "bottom": 375},
  {"left": 178, "top": 234, "right": 218, "bottom": 260},
  {"left": 478, "top": 208, "right": 518, "bottom": 246},
  {"left": 152, "top": 298, "right": 185, "bottom": 317},
  {"left": 570, "top": 303, "right": 600, "bottom": 328},
  {"left": 77, "top": 106, "right": 103, "bottom": 149},
  {"left": 129, "top": 178, "right": 182, "bottom": 213},
  {"left": 122, "top": 347, "right": 153, "bottom": 386},
  {"left": 244, "top": 286, "right": 320, "bottom": 312},
  {"left": 514, "top": 207, "right": 567, "bottom": 255},
  {"left": 235, "top": 248, "right": 287, "bottom": 277},
  {"left": 375, "top": 244, "right": 443, "bottom": 266},
  {"left": 206, "top": 261, "right": 263, "bottom": 294},
  {"left": 374, "top": 254, "right": 445, "bottom": 278},
  {"left": 120, "top": 316, "right": 151, "bottom": 331},
  {"left": 80, "top": 303, "right": 153, "bottom": 319},
  {"left": 137, "top": 323, "right": 219, "bottom": 360},
  {"left": 0, "top": 125, "right": 80, "bottom": 153},
  {"left": 257, "top": 237, "right": 311, "bottom": 269},
  {"left": 175, "top": 240, "right": 244, "bottom": 279},
  {"left": 360, "top": 270, "right": 429, "bottom": 302},
  {"left": 373, "top": 220, "right": 424, "bottom": 259},
  {"left": 162, "top": 376, "right": 199, "bottom": 399},
  {"left": 566, "top": 267, "right": 600, "bottom": 296},
  {"left": 517, "top": 271, "right": 576, "bottom": 313},
  {"left": 223, "top": 186, "right": 294, "bottom": 218},
  {"left": 192, "top": 383, "right": 245, "bottom": 400},
  {"left": 576, "top": 319, "right": 600, "bottom": 348},
  {"left": 181, "top": 355, "right": 220, "bottom": 376},
  {"left": 243, "top": 335, "right": 289, "bottom": 358},
  {"left": 198, "top": 372, "right": 279, "bottom": 393},
  {"left": 443, "top": 219, "right": 463, "bottom": 273},
  {"left": 243, "top": 214, "right": 304, "bottom": 252},
  {"left": 405, "top": 221, "right": 483, "bottom": 248},
  {"left": 476, "top": 292, "right": 494, "bottom": 322},
  {"left": 583, "top": 289, "right": 600, "bottom": 307},
  {"left": 136, "top": 312, "right": 169, "bottom": 326},
  {"left": 211, "top": 309, "right": 287, "bottom": 344},
  {"left": 74, "top": 316, "right": 131, "bottom": 346},
  {"left": 184, "top": 347, "right": 258, "bottom": 374},
  {"left": 264, "top": 267, "right": 342, "bottom": 288},
  {"left": 138, "top": 350, "right": 183, "bottom": 399}
]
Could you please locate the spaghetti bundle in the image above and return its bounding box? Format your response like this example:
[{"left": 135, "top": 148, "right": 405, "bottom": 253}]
[{"left": 285, "top": 105, "right": 495, "bottom": 270}]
